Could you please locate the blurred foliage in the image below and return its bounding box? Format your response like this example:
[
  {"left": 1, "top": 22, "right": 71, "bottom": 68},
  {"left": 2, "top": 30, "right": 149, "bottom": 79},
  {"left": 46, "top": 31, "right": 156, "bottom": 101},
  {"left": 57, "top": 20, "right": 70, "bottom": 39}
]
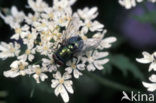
[
  {"left": 0, "top": 91, "right": 8, "bottom": 97},
  {"left": 110, "top": 54, "right": 144, "bottom": 80},
  {"left": 132, "top": 11, "right": 156, "bottom": 23}
]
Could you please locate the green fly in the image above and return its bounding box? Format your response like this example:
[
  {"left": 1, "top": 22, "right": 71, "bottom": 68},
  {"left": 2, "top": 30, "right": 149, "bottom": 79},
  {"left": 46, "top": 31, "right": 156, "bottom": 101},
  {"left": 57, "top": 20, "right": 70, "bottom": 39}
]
[{"left": 53, "top": 17, "right": 102, "bottom": 66}]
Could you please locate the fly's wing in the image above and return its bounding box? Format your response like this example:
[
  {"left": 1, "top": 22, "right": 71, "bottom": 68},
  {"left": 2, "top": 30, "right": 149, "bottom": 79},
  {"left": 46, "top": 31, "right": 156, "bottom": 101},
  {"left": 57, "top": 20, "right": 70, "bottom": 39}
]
[
  {"left": 82, "top": 37, "right": 102, "bottom": 52},
  {"left": 62, "top": 17, "right": 81, "bottom": 40}
]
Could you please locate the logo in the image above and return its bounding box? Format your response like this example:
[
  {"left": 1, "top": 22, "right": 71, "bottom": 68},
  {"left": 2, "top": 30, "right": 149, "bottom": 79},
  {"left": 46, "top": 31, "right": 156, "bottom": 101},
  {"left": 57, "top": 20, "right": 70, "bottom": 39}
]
[{"left": 121, "top": 91, "right": 154, "bottom": 102}]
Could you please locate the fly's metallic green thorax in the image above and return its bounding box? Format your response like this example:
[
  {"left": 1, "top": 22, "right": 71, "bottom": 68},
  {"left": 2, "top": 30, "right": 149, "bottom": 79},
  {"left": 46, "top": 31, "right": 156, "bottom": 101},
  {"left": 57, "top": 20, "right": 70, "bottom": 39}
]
[
  {"left": 53, "top": 36, "right": 84, "bottom": 66},
  {"left": 59, "top": 45, "right": 73, "bottom": 56}
]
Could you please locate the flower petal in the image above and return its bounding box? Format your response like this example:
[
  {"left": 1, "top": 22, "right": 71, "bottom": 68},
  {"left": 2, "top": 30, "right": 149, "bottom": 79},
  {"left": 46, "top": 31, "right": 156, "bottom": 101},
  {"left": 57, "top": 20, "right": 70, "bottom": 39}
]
[
  {"left": 54, "top": 84, "right": 62, "bottom": 96},
  {"left": 65, "top": 67, "right": 73, "bottom": 74},
  {"left": 87, "top": 64, "right": 96, "bottom": 71},
  {"left": 136, "top": 52, "right": 153, "bottom": 64},
  {"left": 142, "top": 82, "right": 156, "bottom": 92},
  {"left": 149, "top": 62, "right": 156, "bottom": 72},
  {"left": 33, "top": 74, "right": 40, "bottom": 83},
  {"left": 60, "top": 85, "right": 69, "bottom": 103},
  {"left": 40, "top": 73, "right": 48, "bottom": 81},
  {"left": 53, "top": 71, "right": 61, "bottom": 80},
  {"left": 64, "top": 80, "right": 74, "bottom": 94},
  {"left": 73, "top": 69, "right": 82, "bottom": 78},
  {"left": 149, "top": 75, "right": 156, "bottom": 83},
  {"left": 51, "top": 80, "right": 59, "bottom": 88},
  {"left": 3, "top": 70, "right": 19, "bottom": 78},
  {"left": 63, "top": 72, "right": 71, "bottom": 80},
  {"left": 77, "top": 64, "right": 85, "bottom": 71}
]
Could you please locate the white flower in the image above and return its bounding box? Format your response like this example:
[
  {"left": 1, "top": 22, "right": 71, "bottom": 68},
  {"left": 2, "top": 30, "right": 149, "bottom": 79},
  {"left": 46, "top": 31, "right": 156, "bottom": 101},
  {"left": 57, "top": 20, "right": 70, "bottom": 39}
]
[
  {"left": 0, "top": 42, "right": 20, "bottom": 59},
  {"left": 142, "top": 75, "right": 156, "bottom": 92},
  {"left": 78, "top": 7, "right": 104, "bottom": 33},
  {"left": 150, "top": 0, "right": 156, "bottom": 3},
  {"left": 11, "top": 24, "right": 30, "bottom": 40},
  {"left": 18, "top": 44, "right": 35, "bottom": 62},
  {"left": 53, "top": 0, "right": 76, "bottom": 10},
  {"left": 136, "top": 51, "right": 156, "bottom": 71},
  {"left": 25, "top": 13, "right": 39, "bottom": 25},
  {"left": 78, "top": 7, "right": 98, "bottom": 21},
  {"left": 0, "top": 0, "right": 116, "bottom": 102},
  {"left": 39, "top": 27, "right": 60, "bottom": 41},
  {"left": 96, "top": 31, "right": 117, "bottom": 50},
  {"left": 51, "top": 72, "right": 73, "bottom": 103},
  {"left": 118, "top": 0, "right": 143, "bottom": 9},
  {"left": 98, "top": 37, "right": 117, "bottom": 49},
  {"left": 22, "top": 28, "right": 38, "bottom": 45},
  {"left": 82, "top": 20, "right": 104, "bottom": 34},
  {"left": 65, "top": 59, "right": 85, "bottom": 78},
  {"left": 42, "top": 55, "right": 57, "bottom": 72},
  {"left": 82, "top": 51, "right": 109, "bottom": 71},
  {"left": 33, "top": 19, "right": 50, "bottom": 32},
  {"left": 3, "top": 60, "right": 28, "bottom": 77},
  {"left": 0, "top": 6, "right": 25, "bottom": 27},
  {"left": 28, "top": 0, "right": 48, "bottom": 12},
  {"left": 32, "top": 65, "right": 48, "bottom": 83},
  {"left": 36, "top": 41, "right": 53, "bottom": 56},
  {"left": 118, "top": 0, "right": 156, "bottom": 9},
  {"left": 54, "top": 10, "right": 72, "bottom": 27}
]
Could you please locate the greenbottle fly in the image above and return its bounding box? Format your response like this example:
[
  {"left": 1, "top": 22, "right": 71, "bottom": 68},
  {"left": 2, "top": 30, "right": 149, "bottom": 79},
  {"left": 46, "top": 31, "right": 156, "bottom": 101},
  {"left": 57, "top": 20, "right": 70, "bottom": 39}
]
[{"left": 53, "top": 17, "right": 102, "bottom": 66}]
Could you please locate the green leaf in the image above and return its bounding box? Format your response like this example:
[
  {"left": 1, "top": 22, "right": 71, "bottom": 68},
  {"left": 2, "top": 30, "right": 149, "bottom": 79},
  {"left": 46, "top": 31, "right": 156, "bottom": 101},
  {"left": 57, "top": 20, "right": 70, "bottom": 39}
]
[
  {"left": 102, "top": 63, "right": 112, "bottom": 74},
  {"left": 110, "top": 54, "right": 144, "bottom": 80},
  {"left": 0, "top": 91, "right": 8, "bottom": 97},
  {"left": 21, "top": 77, "right": 53, "bottom": 95},
  {"left": 84, "top": 71, "right": 140, "bottom": 93}
]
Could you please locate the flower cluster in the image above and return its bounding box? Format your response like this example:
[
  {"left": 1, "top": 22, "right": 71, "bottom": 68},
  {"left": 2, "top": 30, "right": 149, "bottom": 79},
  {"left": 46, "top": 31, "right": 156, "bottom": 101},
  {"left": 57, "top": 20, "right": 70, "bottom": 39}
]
[
  {"left": 0, "top": 0, "right": 116, "bottom": 102},
  {"left": 136, "top": 52, "right": 156, "bottom": 92},
  {"left": 118, "top": 0, "right": 156, "bottom": 9}
]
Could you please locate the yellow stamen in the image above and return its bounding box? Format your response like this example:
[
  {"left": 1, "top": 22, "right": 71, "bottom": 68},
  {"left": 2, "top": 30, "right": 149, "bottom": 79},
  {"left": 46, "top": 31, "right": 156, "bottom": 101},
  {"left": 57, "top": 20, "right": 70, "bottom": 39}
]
[
  {"left": 9, "top": 47, "right": 15, "bottom": 53},
  {"left": 86, "top": 22, "right": 91, "bottom": 27},
  {"left": 71, "top": 63, "right": 76, "bottom": 69},
  {"left": 25, "top": 49, "right": 31, "bottom": 55},
  {"left": 59, "top": 18, "right": 63, "bottom": 23},
  {"left": 43, "top": 46, "right": 48, "bottom": 51},
  {"left": 27, "top": 34, "right": 32, "bottom": 40},
  {"left": 59, "top": 78, "right": 64, "bottom": 84},
  {"left": 48, "top": 13, "right": 54, "bottom": 19},
  {"left": 32, "top": 16, "right": 37, "bottom": 21},
  {"left": 35, "top": 67, "right": 41, "bottom": 75},
  {"left": 15, "top": 28, "right": 21, "bottom": 34},
  {"left": 19, "top": 63, "right": 25, "bottom": 70},
  {"left": 81, "top": 35, "right": 88, "bottom": 40},
  {"left": 41, "top": 23, "right": 46, "bottom": 27}
]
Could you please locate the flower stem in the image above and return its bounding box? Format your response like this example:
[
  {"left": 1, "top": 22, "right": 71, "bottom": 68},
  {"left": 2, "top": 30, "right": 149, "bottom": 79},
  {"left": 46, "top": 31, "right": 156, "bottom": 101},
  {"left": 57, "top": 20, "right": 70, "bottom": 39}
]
[
  {"left": 30, "top": 87, "right": 35, "bottom": 98},
  {"left": 84, "top": 71, "right": 140, "bottom": 93},
  {"left": 33, "top": 60, "right": 42, "bottom": 65}
]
